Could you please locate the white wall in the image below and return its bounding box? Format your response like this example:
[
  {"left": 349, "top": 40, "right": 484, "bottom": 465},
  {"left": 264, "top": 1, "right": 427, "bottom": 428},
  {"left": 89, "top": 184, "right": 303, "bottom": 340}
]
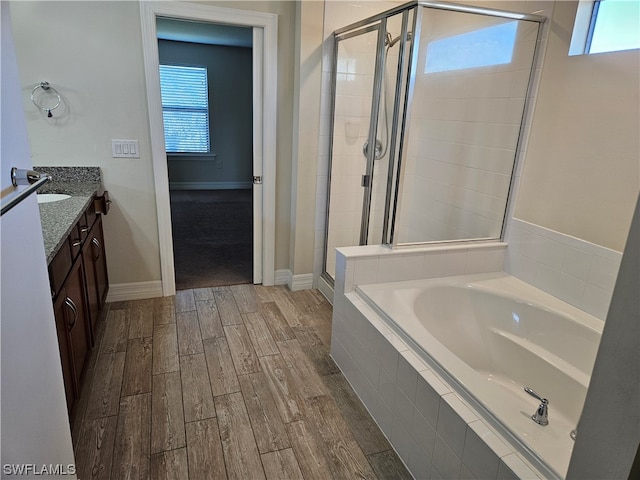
[
  {"left": 1, "top": 3, "right": 76, "bottom": 475},
  {"left": 514, "top": 1, "right": 640, "bottom": 252},
  {"left": 159, "top": 40, "right": 253, "bottom": 189},
  {"left": 501, "top": 0, "right": 637, "bottom": 319}
]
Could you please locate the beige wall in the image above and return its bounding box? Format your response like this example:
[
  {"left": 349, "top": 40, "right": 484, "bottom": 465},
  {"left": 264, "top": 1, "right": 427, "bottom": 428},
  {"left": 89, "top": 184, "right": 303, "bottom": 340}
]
[
  {"left": 11, "top": 1, "right": 160, "bottom": 284},
  {"left": 289, "top": 0, "right": 324, "bottom": 277},
  {"left": 514, "top": 1, "right": 640, "bottom": 252},
  {"left": 10, "top": 0, "right": 296, "bottom": 286}
]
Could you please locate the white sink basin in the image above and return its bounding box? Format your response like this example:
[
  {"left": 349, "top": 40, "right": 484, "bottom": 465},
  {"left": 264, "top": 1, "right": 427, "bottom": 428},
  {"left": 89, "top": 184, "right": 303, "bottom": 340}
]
[{"left": 37, "top": 193, "right": 71, "bottom": 204}]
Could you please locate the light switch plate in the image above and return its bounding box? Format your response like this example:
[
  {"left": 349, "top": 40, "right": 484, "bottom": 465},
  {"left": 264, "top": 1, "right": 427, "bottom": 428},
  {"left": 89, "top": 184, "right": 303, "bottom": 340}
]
[{"left": 112, "top": 139, "right": 139, "bottom": 158}]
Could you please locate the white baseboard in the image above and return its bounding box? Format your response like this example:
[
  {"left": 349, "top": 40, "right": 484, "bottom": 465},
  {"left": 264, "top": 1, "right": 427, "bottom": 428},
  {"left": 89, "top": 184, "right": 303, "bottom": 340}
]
[
  {"left": 169, "top": 181, "right": 252, "bottom": 190},
  {"left": 106, "top": 281, "right": 164, "bottom": 302},
  {"left": 274, "top": 269, "right": 291, "bottom": 286},
  {"left": 106, "top": 274, "right": 316, "bottom": 302},
  {"left": 290, "top": 273, "right": 314, "bottom": 291},
  {"left": 273, "top": 270, "right": 314, "bottom": 291},
  {"left": 317, "top": 275, "right": 334, "bottom": 305}
]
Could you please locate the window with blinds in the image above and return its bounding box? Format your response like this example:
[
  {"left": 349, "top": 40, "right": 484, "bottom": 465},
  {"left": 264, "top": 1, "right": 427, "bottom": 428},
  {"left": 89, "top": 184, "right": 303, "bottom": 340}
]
[{"left": 159, "top": 64, "right": 210, "bottom": 153}]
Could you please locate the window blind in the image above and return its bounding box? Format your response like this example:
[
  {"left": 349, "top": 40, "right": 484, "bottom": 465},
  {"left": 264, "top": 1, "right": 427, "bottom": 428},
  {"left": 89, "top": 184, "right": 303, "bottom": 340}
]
[{"left": 159, "top": 65, "right": 210, "bottom": 153}]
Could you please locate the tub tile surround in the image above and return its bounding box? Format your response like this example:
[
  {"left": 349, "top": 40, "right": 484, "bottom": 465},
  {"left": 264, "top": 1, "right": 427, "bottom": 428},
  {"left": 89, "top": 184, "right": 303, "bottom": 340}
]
[
  {"left": 327, "top": 224, "right": 620, "bottom": 480},
  {"left": 330, "top": 280, "right": 547, "bottom": 480},
  {"left": 329, "top": 231, "right": 616, "bottom": 479},
  {"left": 504, "top": 218, "right": 622, "bottom": 320}
]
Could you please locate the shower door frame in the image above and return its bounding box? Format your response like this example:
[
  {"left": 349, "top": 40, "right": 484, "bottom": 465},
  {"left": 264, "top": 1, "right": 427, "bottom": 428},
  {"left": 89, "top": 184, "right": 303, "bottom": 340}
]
[
  {"left": 321, "top": 1, "right": 547, "bottom": 285},
  {"left": 322, "top": 20, "right": 387, "bottom": 285}
]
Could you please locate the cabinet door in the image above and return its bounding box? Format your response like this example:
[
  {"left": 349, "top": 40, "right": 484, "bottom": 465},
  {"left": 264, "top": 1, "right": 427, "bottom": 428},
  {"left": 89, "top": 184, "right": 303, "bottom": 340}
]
[
  {"left": 82, "top": 234, "right": 99, "bottom": 344},
  {"left": 49, "top": 238, "right": 72, "bottom": 298},
  {"left": 53, "top": 294, "right": 75, "bottom": 415},
  {"left": 91, "top": 216, "right": 109, "bottom": 306},
  {"left": 65, "top": 258, "right": 91, "bottom": 390}
]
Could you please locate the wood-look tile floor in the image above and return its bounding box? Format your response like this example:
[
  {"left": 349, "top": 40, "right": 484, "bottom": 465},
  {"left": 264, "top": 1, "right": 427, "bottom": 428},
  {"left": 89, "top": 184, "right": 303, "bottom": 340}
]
[{"left": 72, "top": 284, "right": 412, "bottom": 480}]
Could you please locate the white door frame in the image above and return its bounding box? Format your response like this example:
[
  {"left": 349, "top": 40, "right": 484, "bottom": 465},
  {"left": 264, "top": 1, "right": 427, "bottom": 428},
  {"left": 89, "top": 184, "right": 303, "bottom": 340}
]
[{"left": 140, "top": 1, "right": 277, "bottom": 295}]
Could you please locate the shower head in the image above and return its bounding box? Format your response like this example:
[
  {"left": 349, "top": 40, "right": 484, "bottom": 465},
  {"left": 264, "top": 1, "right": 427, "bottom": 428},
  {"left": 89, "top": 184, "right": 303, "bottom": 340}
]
[{"left": 385, "top": 31, "right": 413, "bottom": 48}]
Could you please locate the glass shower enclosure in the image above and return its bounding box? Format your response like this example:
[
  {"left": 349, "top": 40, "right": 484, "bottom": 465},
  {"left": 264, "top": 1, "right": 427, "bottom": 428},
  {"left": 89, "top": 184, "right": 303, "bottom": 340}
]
[{"left": 323, "top": 1, "right": 545, "bottom": 282}]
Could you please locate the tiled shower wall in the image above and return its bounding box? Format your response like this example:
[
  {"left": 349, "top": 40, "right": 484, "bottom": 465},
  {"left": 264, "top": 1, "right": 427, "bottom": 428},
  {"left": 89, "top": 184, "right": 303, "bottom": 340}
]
[
  {"left": 504, "top": 218, "right": 622, "bottom": 320},
  {"left": 315, "top": 1, "right": 404, "bottom": 282},
  {"left": 314, "top": 1, "right": 547, "bottom": 283},
  {"left": 314, "top": 1, "right": 621, "bottom": 322},
  {"left": 397, "top": 13, "right": 539, "bottom": 243}
]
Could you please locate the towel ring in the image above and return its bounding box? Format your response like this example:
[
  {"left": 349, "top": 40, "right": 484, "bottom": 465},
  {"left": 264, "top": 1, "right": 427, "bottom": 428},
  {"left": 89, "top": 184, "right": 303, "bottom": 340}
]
[{"left": 31, "top": 81, "right": 61, "bottom": 118}]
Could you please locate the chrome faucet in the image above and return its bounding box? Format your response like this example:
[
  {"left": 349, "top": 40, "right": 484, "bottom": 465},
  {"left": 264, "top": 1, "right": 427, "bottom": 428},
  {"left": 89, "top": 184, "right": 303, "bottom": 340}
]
[{"left": 524, "top": 387, "right": 549, "bottom": 426}]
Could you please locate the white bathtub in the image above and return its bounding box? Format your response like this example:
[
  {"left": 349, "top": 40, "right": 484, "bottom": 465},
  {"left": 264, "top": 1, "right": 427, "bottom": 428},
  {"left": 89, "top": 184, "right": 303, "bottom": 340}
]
[{"left": 356, "top": 272, "right": 603, "bottom": 478}]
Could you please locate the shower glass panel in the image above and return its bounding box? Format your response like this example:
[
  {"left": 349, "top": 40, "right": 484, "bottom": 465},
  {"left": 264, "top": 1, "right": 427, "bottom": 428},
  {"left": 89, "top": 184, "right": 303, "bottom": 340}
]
[
  {"left": 324, "top": 26, "right": 381, "bottom": 279},
  {"left": 323, "top": 1, "right": 544, "bottom": 282},
  {"left": 394, "top": 8, "right": 539, "bottom": 245}
]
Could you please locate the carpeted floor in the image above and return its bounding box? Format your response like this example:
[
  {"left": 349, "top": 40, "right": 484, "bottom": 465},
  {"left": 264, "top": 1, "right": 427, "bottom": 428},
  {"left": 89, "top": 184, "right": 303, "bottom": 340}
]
[{"left": 170, "top": 189, "right": 253, "bottom": 290}]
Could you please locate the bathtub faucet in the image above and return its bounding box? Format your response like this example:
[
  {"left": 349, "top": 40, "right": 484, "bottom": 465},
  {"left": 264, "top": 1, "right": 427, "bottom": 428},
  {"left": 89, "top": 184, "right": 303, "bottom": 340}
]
[{"left": 524, "top": 387, "right": 549, "bottom": 426}]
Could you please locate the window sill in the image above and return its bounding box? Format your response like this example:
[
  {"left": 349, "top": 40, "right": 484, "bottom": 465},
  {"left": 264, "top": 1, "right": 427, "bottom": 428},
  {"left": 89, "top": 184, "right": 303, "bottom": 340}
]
[{"left": 167, "top": 153, "right": 217, "bottom": 160}]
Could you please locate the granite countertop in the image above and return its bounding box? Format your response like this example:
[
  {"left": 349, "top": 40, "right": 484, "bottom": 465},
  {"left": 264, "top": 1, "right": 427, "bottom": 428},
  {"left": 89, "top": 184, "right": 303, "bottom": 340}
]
[{"left": 34, "top": 167, "right": 103, "bottom": 264}]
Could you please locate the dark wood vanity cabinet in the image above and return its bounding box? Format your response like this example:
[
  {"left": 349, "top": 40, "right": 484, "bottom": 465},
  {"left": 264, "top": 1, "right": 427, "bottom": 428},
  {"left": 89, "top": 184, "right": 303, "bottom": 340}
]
[
  {"left": 53, "top": 257, "right": 91, "bottom": 415},
  {"left": 53, "top": 293, "right": 76, "bottom": 416},
  {"left": 82, "top": 214, "right": 109, "bottom": 338},
  {"left": 49, "top": 196, "right": 109, "bottom": 424}
]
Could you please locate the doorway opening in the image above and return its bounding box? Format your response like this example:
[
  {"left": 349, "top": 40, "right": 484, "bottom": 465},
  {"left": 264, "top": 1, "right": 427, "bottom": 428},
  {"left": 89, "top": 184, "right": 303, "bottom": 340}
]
[
  {"left": 157, "top": 20, "right": 253, "bottom": 289},
  {"left": 140, "top": 2, "right": 278, "bottom": 296}
]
